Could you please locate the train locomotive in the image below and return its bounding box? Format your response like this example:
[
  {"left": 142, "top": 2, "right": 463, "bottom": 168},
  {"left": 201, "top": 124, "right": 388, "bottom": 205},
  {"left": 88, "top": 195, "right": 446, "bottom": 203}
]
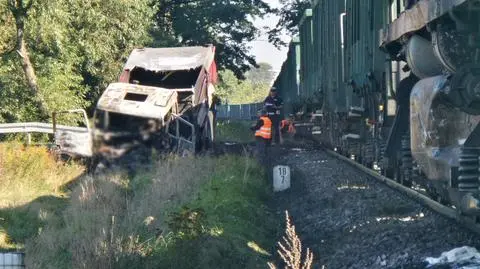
[{"left": 273, "top": 0, "right": 480, "bottom": 216}]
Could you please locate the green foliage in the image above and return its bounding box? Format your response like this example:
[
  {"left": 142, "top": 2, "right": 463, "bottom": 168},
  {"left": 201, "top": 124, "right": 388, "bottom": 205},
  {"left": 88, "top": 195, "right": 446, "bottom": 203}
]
[
  {"left": 0, "top": 0, "right": 154, "bottom": 122},
  {"left": 0, "top": 143, "right": 84, "bottom": 250},
  {"left": 6, "top": 152, "right": 279, "bottom": 268},
  {"left": 246, "top": 62, "right": 275, "bottom": 85},
  {"left": 216, "top": 62, "right": 273, "bottom": 105},
  {"left": 167, "top": 206, "right": 207, "bottom": 240},
  {"left": 216, "top": 120, "right": 255, "bottom": 143},
  {"left": 153, "top": 0, "right": 273, "bottom": 79},
  {"left": 154, "top": 155, "right": 279, "bottom": 269},
  {"left": 267, "top": 0, "right": 311, "bottom": 48}
]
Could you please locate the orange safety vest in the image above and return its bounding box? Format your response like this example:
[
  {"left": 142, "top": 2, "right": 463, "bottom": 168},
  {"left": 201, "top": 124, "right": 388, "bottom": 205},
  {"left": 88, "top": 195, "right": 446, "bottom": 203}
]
[
  {"left": 255, "top": 116, "right": 272, "bottom": 139},
  {"left": 281, "top": 119, "right": 296, "bottom": 134}
]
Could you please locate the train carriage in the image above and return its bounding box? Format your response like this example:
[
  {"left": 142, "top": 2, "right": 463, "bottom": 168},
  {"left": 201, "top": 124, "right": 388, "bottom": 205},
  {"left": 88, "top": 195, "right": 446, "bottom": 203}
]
[{"left": 275, "top": 0, "right": 480, "bottom": 216}]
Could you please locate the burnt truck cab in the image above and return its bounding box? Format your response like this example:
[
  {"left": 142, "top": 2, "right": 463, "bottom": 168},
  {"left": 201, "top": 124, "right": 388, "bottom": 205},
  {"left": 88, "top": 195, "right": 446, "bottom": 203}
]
[{"left": 92, "top": 45, "right": 218, "bottom": 159}]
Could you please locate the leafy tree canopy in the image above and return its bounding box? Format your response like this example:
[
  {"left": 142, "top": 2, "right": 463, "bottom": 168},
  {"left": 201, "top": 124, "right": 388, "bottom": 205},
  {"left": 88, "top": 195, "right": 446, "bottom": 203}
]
[
  {"left": 245, "top": 62, "right": 275, "bottom": 85},
  {"left": 153, "top": 0, "right": 273, "bottom": 79},
  {"left": 216, "top": 62, "right": 273, "bottom": 105},
  {"left": 267, "top": 0, "right": 310, "bottom": 48},
  {"left": 0, "top": 0, "right": 153, "bottom": 122},
  {"left": 0, "top": 0, "right": 278, "bottom": 123}
]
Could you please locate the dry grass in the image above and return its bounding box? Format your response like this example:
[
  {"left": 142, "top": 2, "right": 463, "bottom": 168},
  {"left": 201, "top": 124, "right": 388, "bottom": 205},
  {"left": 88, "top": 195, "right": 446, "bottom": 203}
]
[
  {"left": 22, "top": 152, "right": 277, "bottom": 269},
  {"left": 1, "top": 120, "right": 279, "bottom": 267},
  {"left": 0, "top": 143, "right": 85, "bottom": 250},
  {"left": 0, "top": 143, "right": 84, "bottom": 206},
  {"left": 268, "top": 211, "right": 317, "bottom": 269},
  {"left": 23, "top": 154, "right": 233, "bottom": 268}
]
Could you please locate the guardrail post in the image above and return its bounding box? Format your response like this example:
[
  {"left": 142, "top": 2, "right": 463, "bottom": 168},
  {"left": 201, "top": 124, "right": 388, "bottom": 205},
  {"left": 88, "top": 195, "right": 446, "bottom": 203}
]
[
  {"left": 52, "top": 112, "right": 57, "bottom": 134},
  {"left": 26, "top": 133, "right": 31, "bottom": 145}
]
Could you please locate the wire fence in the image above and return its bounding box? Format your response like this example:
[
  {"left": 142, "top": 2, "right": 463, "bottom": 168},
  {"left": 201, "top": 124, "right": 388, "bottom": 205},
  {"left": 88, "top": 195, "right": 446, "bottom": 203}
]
[{"left": 216, "top": 102, "right": 264, "bottom": 120}]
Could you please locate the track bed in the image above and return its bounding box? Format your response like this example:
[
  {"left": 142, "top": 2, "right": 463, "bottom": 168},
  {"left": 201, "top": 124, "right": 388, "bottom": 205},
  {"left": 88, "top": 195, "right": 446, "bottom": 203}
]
[{"left": 272, "top": 143, "right": 480, "bottom": 269}]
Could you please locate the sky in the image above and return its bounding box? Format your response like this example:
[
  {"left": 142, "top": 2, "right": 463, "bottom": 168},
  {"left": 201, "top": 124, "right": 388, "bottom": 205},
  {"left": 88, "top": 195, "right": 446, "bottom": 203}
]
[{"left": 247, "top": 0, "right": 291, "bottom": 76}]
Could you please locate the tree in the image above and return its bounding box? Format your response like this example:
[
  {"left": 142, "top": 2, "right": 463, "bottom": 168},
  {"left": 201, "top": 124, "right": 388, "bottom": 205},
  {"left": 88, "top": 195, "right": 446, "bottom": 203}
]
[
  {"left": 0, "top": 0, "right": 154, "bottom": 122},
  {"left": 267, "top": 0, "right": 310, "bottom": 48},
  {"left": 153, "top": 0, "right": 273, "bottom": 79},
  {"left": 245, "top": 62, "right": 275, "bottom": 86},
  {"left": 0, "top": 0, "right": 277, "bottom": 123},
  {"left": 6, "top": 0, "right": 48, "bottom": 119},
  {"left": 216, "top": 64, "right": 272, "bottom": 105}
]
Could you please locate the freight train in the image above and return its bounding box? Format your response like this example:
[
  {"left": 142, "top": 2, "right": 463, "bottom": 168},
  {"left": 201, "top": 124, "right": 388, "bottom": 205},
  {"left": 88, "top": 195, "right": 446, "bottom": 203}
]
[{"left": 273, "top": 0, "right": 480, "bottom": 216}]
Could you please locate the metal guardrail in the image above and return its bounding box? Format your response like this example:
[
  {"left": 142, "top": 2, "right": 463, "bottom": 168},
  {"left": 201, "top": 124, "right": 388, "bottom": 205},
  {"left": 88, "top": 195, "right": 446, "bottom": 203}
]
[
  {"left": 0, "top": 252, "right": 25, "bottom": 268},
  {"left": 216, "top": 102, "right": 263, "bottom": 120},
  {"left": 0, "top": 122, "right": 88, "bottom": 135}
]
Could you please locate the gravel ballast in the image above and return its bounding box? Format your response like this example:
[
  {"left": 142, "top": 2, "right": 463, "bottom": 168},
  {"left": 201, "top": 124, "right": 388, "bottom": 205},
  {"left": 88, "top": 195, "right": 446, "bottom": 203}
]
[{"left": 271, "top": 144, "right": 480, "bottom": 269}]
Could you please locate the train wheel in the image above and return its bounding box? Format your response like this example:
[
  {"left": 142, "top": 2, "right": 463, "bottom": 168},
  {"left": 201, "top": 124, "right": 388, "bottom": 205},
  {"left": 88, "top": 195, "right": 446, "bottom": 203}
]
[
  {"left": 393, "top": 161, "right": 402, "bottom": 183},
  {"left": 392, "top": 157, "right": 411, "bottom": 187}
]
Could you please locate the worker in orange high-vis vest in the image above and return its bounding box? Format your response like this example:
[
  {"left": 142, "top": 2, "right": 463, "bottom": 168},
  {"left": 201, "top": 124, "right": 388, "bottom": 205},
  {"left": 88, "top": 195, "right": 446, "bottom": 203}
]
[
  {"left": 281, "top": 117, "right": 296, "bottom": 135},
  {"left": 251, "top": 109, "right": 272, "bottom": 164}
]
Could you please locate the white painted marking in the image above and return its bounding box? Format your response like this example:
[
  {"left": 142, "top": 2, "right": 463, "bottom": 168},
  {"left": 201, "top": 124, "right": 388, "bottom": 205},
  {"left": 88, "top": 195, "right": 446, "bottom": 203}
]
[{"left": 273, "top": 165, "right": 291, "bottom": 192}]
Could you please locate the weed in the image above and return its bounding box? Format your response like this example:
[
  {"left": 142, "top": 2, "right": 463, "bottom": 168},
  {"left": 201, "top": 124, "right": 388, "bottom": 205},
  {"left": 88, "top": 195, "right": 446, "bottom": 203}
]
[
  {"left": 268, "top": 211, "right": 317, "bottom": 269},
  {"left": 167, "top": 206, "right": 207, "bottom": 239}
]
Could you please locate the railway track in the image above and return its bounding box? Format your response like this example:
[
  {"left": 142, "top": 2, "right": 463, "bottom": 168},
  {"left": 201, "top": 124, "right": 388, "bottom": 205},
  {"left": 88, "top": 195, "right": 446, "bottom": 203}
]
[
  {"left": 272, "top": 139, "right": 480, "bottom": 268},
  {"left": 323, "top": 147, "right": 480, "bottom": 236}
]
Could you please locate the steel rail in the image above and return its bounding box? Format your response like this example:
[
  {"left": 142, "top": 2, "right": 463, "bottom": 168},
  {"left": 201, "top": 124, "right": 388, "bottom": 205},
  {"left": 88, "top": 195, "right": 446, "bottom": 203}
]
[{"left": 324, "top": 148, "right": 480, "bottom": 234}]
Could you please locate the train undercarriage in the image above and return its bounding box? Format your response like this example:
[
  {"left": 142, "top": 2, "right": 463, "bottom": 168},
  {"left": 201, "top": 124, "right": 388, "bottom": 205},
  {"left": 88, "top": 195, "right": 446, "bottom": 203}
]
[
  {"left": 279, "top": 0, "right": 480, "bottom": 217},
  {"left": 331, "top": 3, "right": 480, "bottom": 216}
]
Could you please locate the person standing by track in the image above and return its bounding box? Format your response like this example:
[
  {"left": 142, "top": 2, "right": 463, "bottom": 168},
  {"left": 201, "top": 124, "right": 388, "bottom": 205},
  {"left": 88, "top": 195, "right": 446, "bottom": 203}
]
[
  {"left": 263, "top": 87, "right": 283, "bottom": 145},
  {"left": 250, "top": 109, "right": 272, "bottom": 165}
]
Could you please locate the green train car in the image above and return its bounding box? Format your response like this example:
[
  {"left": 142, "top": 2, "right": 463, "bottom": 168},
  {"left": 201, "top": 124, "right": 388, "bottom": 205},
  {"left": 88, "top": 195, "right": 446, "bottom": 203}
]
[{"left": 273, "top": 0, "right": 480, "bottom": 216}]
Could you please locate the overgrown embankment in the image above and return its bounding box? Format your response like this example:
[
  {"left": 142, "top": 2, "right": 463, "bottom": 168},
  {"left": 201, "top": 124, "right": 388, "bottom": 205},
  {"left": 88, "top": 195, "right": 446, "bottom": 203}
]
[
  {"left": 0, "top": 143, "right": 84, "bottom": 250},
  {"left": 0, "top": 122, "right": 281, "bottom": 268},
  {"left": 23, "top": 155, "right": 277, "bottom": 268},
  {"left": 216, "top": 120, "right": 255, "bottom": 143}
]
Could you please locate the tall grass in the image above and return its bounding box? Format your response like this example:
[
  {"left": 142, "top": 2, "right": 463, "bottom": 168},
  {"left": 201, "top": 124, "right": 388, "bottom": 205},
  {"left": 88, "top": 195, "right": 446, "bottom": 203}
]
[
  {"left": 24, "top": 153, "right": 277, "bottom": 268},
  {"left": 0, "top": 143, "right": 84, "bottom": 206},
  {"left": 0, "top": 143, "right": 84, "bottom": 250},
  {"left": 216, "top": 120, "right": 255, "bottom": 143}
]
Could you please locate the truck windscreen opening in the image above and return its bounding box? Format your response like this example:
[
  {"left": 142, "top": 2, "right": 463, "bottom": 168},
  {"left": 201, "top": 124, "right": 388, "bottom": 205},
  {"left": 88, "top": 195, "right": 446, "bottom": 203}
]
[
  {"left": 129, "top": 67, "right": 201, "bottom": 89},
  {"left": 124, "top": 92, "right": 148, "bottom": 102}
]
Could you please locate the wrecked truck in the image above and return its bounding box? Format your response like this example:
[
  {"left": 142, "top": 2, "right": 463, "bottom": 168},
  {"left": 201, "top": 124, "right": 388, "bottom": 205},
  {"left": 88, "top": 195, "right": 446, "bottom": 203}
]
[{"left": 92, "top": 45, "right": 218, "bottom": 160}]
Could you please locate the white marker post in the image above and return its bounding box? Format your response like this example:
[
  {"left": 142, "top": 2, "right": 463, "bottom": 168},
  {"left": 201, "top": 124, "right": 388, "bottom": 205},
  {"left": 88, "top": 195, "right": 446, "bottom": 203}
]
[{"left": 273, "top": 165, "right": 291, "bottom": 192}]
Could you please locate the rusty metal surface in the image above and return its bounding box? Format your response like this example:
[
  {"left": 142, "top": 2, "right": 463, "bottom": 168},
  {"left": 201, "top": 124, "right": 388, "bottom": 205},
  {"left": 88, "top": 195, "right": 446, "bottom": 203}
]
[
  {"left": 380, "top": 0, "right": 469, "bottom": 49},
  {"left": 123, "top": 46, "right": 215, "bottom": 72},
  {"left": 410, "top": 76, "right": 480, "bottom": 181},
  {"left": 96, "top": 82, "right": 178, "bottom": 119}
]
